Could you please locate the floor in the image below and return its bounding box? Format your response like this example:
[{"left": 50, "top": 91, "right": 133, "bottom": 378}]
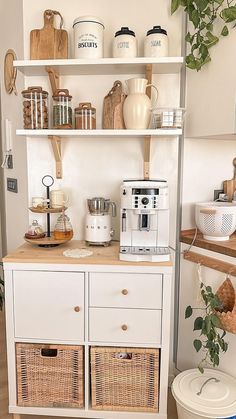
[{"left": 0, "top": 310, "right": 178, "bottom": 419}]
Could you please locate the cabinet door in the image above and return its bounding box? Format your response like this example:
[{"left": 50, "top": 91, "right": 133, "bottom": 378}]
[{"left": 13, "top": 271, "right": 84, "bottom": 341}]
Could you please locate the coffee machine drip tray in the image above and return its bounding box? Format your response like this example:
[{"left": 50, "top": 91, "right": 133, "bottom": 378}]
[{"left": 120, "top": 246, "right": 170, "bottom": 262}]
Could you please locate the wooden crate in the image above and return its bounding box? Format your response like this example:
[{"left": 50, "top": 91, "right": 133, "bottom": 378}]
[
  {"left": 16, "top": 343, "right": 84, "bottom": 408},
  {"left": 90, "top": 346, "right": 159, "bottom": 412}
]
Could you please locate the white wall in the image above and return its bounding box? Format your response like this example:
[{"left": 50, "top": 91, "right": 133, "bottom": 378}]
[{"left": 0, "top": 0, "right": 28, "bottom": 253}]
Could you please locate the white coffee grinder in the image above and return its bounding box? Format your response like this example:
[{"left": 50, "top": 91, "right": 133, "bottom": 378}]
[{"left": 85, "top": 197, "right": 117, "bottom": 246}]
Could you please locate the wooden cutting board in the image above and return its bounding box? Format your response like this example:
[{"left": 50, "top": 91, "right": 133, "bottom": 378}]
[
  {"left": 30, "top": 10, "right": 68, "bottom": 60},
  {"left": 103, "top": 81, "right": 126, "bottom": 129},
  {"left": 223, "top": 157, "right": 236, "bottom": 201}
]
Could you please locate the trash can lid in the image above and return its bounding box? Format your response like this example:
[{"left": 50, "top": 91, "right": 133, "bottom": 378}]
[{"left": 171, "top": 369, "right": 236, "bottom": 418}]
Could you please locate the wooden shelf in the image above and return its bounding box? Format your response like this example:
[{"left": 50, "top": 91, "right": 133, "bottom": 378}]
[
  {"left": 16, "top": 129, "right": 182, "bottom": 137},
  {"left": 14, "top": 57, "right": 184, "bottom": 76},
  {"left": 29, "top": 206, "right": 67, "bottom": 213},
  {"left": 181, "top": 229, "right": 236, "bottom": 258}
]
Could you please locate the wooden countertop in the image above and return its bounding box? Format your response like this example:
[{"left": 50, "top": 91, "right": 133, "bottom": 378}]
[
  {"left": 181, "top": 229, "right": 236, "bottom": 258},
  {"left": 2, "top": 240, "right": 172, "bottom": 267}
]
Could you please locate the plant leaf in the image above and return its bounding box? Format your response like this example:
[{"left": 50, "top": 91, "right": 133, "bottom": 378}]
[
  {"left": 194, "top": 339, "right": 202, "bottom": 352},
  {"left": 198, "top": 366, "right": 204, "bottom": 373},
  {"left": 194, "top": 316, "right": 203, "bottom": 330},
  {"left": 221, "top": 25, "right": 229, "bottom": 36},
  {"left": 171, "top": 0, "right": 180, "bottom": 14},
  {"left": 185, "top": 305, "right": 193, "bottom": 318},
  {"left": 221, "top": 6, "right": 236, "bottom": 23},
  {"left": 211, "top": 314, "right": 221, "bottom": 328}
]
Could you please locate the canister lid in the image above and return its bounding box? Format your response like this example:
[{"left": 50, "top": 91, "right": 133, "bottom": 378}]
[
  {"left": 73, "top": 16, "right": 104, "bottom": 28},
  {"left": 75, "top": 102, "right": 95, "bottom": 112},
  {"left": 115, "top": 27, "right": 135, "bottom": 37},
  {"left": 52, "top": 89, "right": 72, "bottom": 100},
  {"left": 146, "top": 26, "right": 167, "bottom": 36},
  {"left": 22, "top": 86, "right": 48, "bottom": 98},
  {"left": 171, "top": 368, "right": 236, "bottom": 418}
]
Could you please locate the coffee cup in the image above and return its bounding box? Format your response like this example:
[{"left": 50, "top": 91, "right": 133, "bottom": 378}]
[{"left": 50, "top": 190, "right": 69, "bottom": 208}]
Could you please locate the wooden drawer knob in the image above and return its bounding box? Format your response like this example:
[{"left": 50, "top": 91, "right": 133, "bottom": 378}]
[
  {"left": 121, "top": 324, "right": 128, "bottom": 331},
  {"left": 121, "top": 289, "right": 128, "bottom": 295},
  {"left": 74, "top": 306, "right": 80, "bottom": 312}
]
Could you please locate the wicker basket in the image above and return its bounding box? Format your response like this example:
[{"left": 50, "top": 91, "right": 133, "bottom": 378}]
[
  {"left": 16, "top": 343, "right": 84, "bottom": 408},
  {"left": 90, "top": 346, "right": 159, "bottom": 412},
  {"left": 215, "top": 278, "right": 236, "bottom": 334}
]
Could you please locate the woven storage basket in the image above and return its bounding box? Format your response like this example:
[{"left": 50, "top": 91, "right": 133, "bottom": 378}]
[
  {"left": 215, "top": 278, "right": 236, "bottom": 334},
  {"left": 90, "top": 346, "right": 159, "bottom": 412},
  {"left": 16, "top": 343, "right": 84, "bottom": 408}
]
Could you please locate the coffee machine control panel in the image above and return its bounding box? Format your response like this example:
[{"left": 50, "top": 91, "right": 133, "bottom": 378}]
[{"left": 121, "top": 183, "right": 169, "bottom": 210}]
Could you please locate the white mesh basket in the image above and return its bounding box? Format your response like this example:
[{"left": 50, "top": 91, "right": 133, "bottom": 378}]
[{"left": 195, "top": 202, "right": 236, "bottom": 241}]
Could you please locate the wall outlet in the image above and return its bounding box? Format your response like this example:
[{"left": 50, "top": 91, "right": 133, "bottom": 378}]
[{"left": 7, "top": 178, "right": 18, "bottom": 193}]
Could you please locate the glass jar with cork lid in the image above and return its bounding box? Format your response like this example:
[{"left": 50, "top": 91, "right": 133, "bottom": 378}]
[
  {"left": 22, "top": 86, "right": 48, "bottom": 129},
  {"left": 52, "top": 89, "right": 73, "bottom": 128},
  {"left": 75, "top": 102, "right": 96, "bottom": 129}
]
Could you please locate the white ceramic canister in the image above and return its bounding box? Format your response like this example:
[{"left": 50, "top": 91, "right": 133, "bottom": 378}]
[
  {"left": 113, "top": 27, "right": 137, "bottom": 58},
  {"left": 144, "top": 25, "right": 168, "bottom": 57},
  {"left": 73, "top": 16, "right": 105, "bottom": 59}
]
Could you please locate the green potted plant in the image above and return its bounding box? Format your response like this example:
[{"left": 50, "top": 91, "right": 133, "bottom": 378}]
[
  {"left": 171, "top": 0, "right": 236, "bottom": 70},
  {"left": 185, "top": 281, "right": 228, "bottom": 372}
]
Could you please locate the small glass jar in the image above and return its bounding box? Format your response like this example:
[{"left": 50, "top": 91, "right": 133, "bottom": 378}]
[
  {"left": 52, "top": 89, "right": 73, "bottom": 128},
  {"left": 75, "top": 102, "right": 96, "bottom": 129},
  {"left": 27, "top": 220, "right": 44, "bottom": 237},
  {"left": 54, "top": 213, "right": 73, "bottom": 240},
  {"left": 22, "top": 86, "right": 48, "bottom": 129}
]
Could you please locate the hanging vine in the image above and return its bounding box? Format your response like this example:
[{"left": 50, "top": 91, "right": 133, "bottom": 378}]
[{"left": 171, "top": 0, "right": 236, "bottom": 70}]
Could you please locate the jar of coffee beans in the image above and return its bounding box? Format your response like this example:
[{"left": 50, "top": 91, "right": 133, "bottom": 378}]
[
  {"left": 53, "top": 89, "right": 73, "bottom": 128},
  {"left": 22, "top": 86, "right": 48, "bottom": 129}
]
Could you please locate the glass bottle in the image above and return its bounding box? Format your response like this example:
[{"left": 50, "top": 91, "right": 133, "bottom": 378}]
[
  {"left": 52, "top": 89, "right": 73, "bottom": 128},
  {"left": 54, "top": 212, "right": 73, "bottom": 240},
  {"left": 27, "top": 220, "right": 44, "bottom": 236},
  {"left": 75, "top": 102, "right": 96, "bottom": 129}
]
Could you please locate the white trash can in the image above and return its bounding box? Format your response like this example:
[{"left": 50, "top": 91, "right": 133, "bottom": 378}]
[{"left": 172, "top": 369, "right": 236, "bottom": 419}]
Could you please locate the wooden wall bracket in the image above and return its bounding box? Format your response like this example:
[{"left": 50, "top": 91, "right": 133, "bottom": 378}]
[
  {"left": 45, "top": 66, "right": 60, "bottom": 95},
  {"left": 48, "top": 135, "right": 62, "bottom": 179},
  {"left": 184, "top": 251, "right": 236, "bottom": 276},
  {"left": 143, "top": 64, "right": 153, "bottom": 180}
]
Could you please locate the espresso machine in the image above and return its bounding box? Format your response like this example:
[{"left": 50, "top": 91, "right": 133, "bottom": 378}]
[
  {"left": 119, "top": 180, "right": 170, "bottom": 261},
  {"left": 85, "top": 197, "right": 116, "bottom": 246}
]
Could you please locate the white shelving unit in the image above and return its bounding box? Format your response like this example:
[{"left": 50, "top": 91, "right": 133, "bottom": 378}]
[
  {"left": 14, "top": 57, "right": 184, "bottom": 76},
  {"left": 16, "top": 129, "right": 182, "bottom": 137}
]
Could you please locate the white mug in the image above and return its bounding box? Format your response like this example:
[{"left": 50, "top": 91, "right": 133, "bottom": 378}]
[
  {"left": 32, "top": 197, "right": 49, "bottom": 208},
  {"left": 50, "top": 190, "right": 69, "bottom": 208}
]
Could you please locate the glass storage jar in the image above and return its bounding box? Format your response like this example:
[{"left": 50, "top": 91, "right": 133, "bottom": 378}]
[
  {"left": 25, "top": 220, "right": 45, "bottom": 238},
  {"left": 52, "top": 89, "right": 73, "bottom": 128},
  {"left": 54, "top": 212, "right": 73, "bottom": 240},
  {"left": 75, "top": 102, "right": 96, "bottom": 129},
  {"left": 22, "top": 86, "right": 48, "bottom": 129}
]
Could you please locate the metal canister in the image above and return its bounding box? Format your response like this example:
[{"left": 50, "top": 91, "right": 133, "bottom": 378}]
[{"left": 73, "top": 16, "right": 104, "bottom": 59}]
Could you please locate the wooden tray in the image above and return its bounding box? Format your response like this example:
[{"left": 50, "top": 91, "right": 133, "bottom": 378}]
[
  {"left": 24, "top": 235, "right": 71, "bottom": 247},
  {"left": 29, "top": 206, "right": 67, "bottom": 213}
]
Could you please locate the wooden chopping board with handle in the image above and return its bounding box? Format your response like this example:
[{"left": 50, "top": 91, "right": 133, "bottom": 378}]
[
  {"left": 223, "top": 157, "right": 236, "bottom": 201},
  {"left": 30, "top": 10, "right": 68, "bottom": 60}
]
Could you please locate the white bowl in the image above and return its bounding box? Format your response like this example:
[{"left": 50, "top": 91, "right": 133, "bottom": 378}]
[{"left": 195, "top": 202, "right": 236, "bottom": 241}]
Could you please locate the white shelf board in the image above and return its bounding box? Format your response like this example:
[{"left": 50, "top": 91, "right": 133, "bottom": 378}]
[
  {"left": 188, "top": 133, "right": 236, "bottom": 141},
  {"left": 14, "top": 57, "right": 184, "bottom": 76},
  {"left": 16, "top": 129, "right": 182, "bottom": 137}
]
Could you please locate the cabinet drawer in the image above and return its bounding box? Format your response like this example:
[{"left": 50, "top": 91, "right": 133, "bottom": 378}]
[
  {"left": 13, "top": 271, "right": 84, "bottom": 341},
  {"left": 89, "top": 308, "right": 161, "bottom": 344},
  {"left": 89, "top": 272, "right": 162, "bottom": 309}
]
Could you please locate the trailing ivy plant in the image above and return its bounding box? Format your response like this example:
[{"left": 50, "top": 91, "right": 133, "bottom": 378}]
[
  {"left": 185, "top": 282, "right": 228, "bottom": 373},
  {"left": 171, "top": 0, "right": 236, "bottom": 70}
]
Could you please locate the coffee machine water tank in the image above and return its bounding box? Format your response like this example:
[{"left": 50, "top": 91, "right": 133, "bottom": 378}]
[{"left": 119, "top": 180, "right": 170, "bottom": 262}]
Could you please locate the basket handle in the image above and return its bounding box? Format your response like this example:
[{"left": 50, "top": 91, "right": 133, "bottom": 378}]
[
  {"left": 200, "top": 209, "right": 216, "bottom": 215},
  {"left": 41, "top": 348, "right": 58, "bottom": 357}
]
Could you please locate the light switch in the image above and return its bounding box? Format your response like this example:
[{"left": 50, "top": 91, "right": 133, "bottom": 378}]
[{"left": 7, "top": 178, "right": 18, "bottom": 193}]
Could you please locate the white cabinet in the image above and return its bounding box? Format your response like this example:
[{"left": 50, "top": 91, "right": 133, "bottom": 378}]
[
  {"left": 13, "top": 271, "right": 84, "bottom": 341},
  {"left": 3, "top": 242, "right": 172, "bottom": 419}
]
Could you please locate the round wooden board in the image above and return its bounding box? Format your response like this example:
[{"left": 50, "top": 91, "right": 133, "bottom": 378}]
[
  {"left": 29, "top": 206, "right": 67, "bottom": 213},
  {"left": 24, "top": 235, "right": 71, "bottom": 247}
]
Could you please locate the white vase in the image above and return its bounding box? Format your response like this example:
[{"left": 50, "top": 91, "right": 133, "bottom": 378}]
[{"left": 123, "top": 78, "right": 158, "bottom": 129}]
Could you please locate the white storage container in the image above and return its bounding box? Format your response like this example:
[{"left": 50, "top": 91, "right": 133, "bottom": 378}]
[
  {"left": 195, "top": 202, "right": 236, "bottom": 241},
  {"left": 113, "top": 27, "right": 137, "bottom": 58},
  {"left": 172, "top": 369, "right": 236, "bottom": 419},
  {"left": 73, "top": 16, "right": 104, "bottom": 59},
  {"left": 144, "top": 25, "right": 168, "bottom": 57}
]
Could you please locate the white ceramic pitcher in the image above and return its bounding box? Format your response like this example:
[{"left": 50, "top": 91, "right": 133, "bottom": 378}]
[{"left": 123, "top": 78, "right": 158, "bottom": 129}]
